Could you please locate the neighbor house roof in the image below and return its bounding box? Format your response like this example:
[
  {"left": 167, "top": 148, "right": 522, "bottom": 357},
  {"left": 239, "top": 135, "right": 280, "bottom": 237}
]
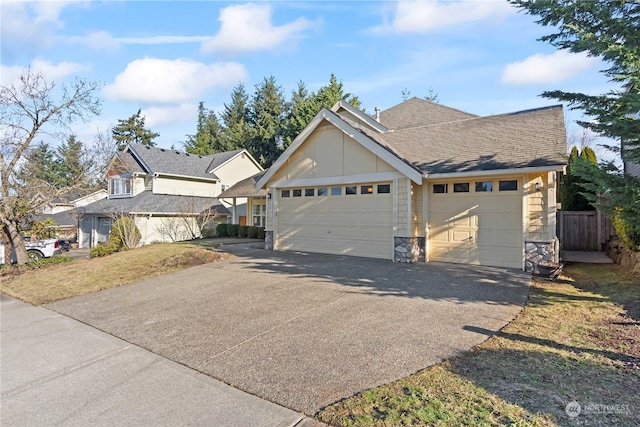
[
  {"left": 120, "top": 145, "right": 252, "bottom": 181},
  {"left": 51, "top": 188, "right": 105, "bottom": 205},
  {"left": 219, "top": 172, "right": 267, "bottom": 198},
  {"left": 78, "top": 192, "right": 230, "bottom": 216},
  {"left": 378, "top": 97, "right": 478, "bottom": 130}
]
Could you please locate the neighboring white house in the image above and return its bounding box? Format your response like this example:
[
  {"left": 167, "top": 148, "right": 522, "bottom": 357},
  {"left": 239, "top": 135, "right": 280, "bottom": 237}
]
[
  {"left": 33, "top": 189, "right": 108, "bottom": 240},
  {"left": 240, "top": 98, "right": 567, "bottom": 271},
  {"left": 77, "top": 143, "right": 262, "bottom": 247}
]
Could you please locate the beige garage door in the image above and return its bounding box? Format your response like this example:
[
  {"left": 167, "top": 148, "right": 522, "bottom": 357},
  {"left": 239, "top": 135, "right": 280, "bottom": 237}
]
[
  {"left": 429, "top": 179, "right": 523, "bottom": 268},
  {"left": 277, "top": 183, "right": 393, "bottom": 259}
]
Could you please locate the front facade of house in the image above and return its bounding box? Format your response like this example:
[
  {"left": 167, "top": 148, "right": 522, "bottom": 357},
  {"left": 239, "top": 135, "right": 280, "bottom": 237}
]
[
  {"left": 252, "top": 99, "right": 566, "bottom": 271},
  {"left": 78, "top": 144, "right": 262, "bottom": 247}
]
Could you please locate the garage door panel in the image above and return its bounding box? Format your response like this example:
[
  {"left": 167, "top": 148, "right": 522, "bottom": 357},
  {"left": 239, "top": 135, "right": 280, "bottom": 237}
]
[
  {"left": 277, "top": 185, "right": 393, "bottom": 259},
  {"left": 430, "top": 191, "right": 522, "bottom": 268}
]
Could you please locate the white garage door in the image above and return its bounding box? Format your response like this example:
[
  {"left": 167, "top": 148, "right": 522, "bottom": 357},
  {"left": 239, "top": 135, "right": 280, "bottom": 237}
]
[
  {"left": 276, "top": 183, "right": 393, "bottom": 259},
  {"left": 429, "top": 179, "right": 523, "bottom": 268}
]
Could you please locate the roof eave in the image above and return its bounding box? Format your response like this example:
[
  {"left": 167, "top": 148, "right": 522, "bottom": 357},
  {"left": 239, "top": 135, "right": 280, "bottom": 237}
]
[{"left": 424, "top": 164, "right": 567, "bottom": 180}]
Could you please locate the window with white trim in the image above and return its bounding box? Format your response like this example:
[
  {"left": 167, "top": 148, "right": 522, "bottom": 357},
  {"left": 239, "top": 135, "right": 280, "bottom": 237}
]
[
  {"left": 109, "top": 177, "right": 132, "bottom": 197},
  {"left": 252, "top": 203, "right": 266, "bottom": 227}
]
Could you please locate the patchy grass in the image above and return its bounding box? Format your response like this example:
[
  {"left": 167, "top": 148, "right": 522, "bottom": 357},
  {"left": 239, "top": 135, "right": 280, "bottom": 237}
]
[
  {"left": 318, "top": 263, "right": 640, "bottom": 426},
  {"left": 0, "top": 243, "right": 228, "bottom": 306}
]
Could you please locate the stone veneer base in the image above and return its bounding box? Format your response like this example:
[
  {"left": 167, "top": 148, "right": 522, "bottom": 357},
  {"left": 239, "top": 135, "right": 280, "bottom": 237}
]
[
  {"left": 525, "top": 240, "right": 558, "bottom": 273},
  {"left": 394, "top": 236, "right": 425, "bottom": 263},
  {"left": 265, "top": 230, "right": 274, "bottom": 250}
]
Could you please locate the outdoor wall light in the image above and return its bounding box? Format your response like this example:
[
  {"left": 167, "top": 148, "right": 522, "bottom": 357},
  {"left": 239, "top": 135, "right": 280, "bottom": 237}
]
[
  {"left": 534, "top": 182, "right": 542, "bottom": 191},
  {"left": 267, "top": 193, "right": 272, "bottom": 199}
]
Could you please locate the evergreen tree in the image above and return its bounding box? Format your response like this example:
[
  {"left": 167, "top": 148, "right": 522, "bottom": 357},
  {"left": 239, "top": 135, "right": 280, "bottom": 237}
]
[
  {"left": 19, "top": 141, "right": 60, "bottom": 187},
  {"left": 282, "top": 74, "right": 361, "bottom": 148},
  {"left": 561, "top": 146, "right": 597, "bottom": 211},
  {"left": 184, "top": 102, "right": 226, "bottom": 155},
  {"left": 56, "top": 134, "right": 86, "bottom": 187},
  {"left": 511, "top": 0, "right": 640, "bottom": 250},
  {"left": 220, "top": 83, "right": 252, "bottom": 152},
  {"left": 112, "top": 109, "right": 159, "bottom": 150},
  {"left": 248, "top": 76, "right": 287, "bottom": 166}
]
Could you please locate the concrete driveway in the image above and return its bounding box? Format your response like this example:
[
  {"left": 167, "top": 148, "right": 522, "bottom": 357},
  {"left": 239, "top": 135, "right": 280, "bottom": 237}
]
[{"left": 47, "top": 243, "right": 531, "bottom": 415}]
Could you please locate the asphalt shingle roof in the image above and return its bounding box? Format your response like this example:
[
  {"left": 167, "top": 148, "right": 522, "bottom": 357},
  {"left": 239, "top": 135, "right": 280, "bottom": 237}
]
[
  {"left": 335, "top": 104, "right": 566, "bottom": 175},
  {"left": 219, "top": 172, "right": 267, "bottom": 198},
  {"left": 79, "top": 192, "right": 230, "bottom": 216},
  {"left": 378, "top": 97, "right": 478, "bottom": 130},
  {"left": 125, "top": 144, "right": 244, "bottom": 180}
]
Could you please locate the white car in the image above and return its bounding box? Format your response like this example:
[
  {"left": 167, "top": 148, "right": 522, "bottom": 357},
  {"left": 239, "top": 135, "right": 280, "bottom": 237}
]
[{"left": 0, "top": 238, "right": 62, "bottom": 264}]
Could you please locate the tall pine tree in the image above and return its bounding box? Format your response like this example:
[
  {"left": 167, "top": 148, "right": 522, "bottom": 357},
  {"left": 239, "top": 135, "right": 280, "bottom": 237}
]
[
  {"left": 184, "top": 102, "right": 226, "bottom": 155},
  {"left": 112, "top": 109, "right": 159, "bottom": 150},
  {"left": 220, "top": 83, "right": 253, "bottom": 153},
  {"left": 249, "top": 76, "right": 286, "bottom": 166}
]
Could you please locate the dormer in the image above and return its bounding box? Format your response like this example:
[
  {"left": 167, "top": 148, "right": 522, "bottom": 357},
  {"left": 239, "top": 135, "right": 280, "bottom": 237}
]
[{"left": 108, "top": 174, "right": 133, "bottom": 198}]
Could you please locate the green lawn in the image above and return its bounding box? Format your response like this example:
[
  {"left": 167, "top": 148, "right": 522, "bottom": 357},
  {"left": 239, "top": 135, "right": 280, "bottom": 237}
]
[
  {"left": 0, "top": 242, "right": 227, "bottom": 305},
  {"left": 317, "top": 263, "right": 639, "bottom": 426}
]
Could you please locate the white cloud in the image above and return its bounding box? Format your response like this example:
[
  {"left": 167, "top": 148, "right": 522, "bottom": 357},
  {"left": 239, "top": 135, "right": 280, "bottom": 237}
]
[
  {"left": 201, "top": 3, "right": 316, "bottom": 54},
  {"left": 501, "top": 50, "right": 598, "bottom": 85},
  {"left": 61, "top": 32, "right": 211, "bottom": 51},
  {"left": 143, "top": 103, "right": 199, "bottom": 128},
  {"left": 1, "top": 59, "right": 90, "bottom": 86},
  {"left": 374, "top": 0, "right": 514, "bottom": 33},
  {"left": 1, "top": 1, "right": 86, "bottom": 57},
  {"left": 103, "top": 58, "right": 248, "bottom": 104}
]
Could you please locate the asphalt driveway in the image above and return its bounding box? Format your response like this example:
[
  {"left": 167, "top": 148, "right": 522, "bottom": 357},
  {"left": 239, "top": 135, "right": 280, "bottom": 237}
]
[{"left": 47, "top": 243, "right": 531, "bottom": 415}]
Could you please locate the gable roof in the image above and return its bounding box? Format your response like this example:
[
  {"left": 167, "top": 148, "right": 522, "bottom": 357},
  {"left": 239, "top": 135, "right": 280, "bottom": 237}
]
[
  {"left": 256, "top": 108, "right": 424, "bottom": 189},
  {"left": 78, "top": 192, "right": 231, "bottom": 216},
  {"left": 258, "top": 100, "right": 567, "bottom": 187},
  {"left": 219, "top": 172, "right": 267, "bottom": 198},
  {"left": 379, "top": 97, "right": 478, "bottom": 130},
  {"left": 121, "top": 145, "right": 256, "bottom": 181},
  {"left": 384, "top": 105, "right": 567, "bottom": 175}
]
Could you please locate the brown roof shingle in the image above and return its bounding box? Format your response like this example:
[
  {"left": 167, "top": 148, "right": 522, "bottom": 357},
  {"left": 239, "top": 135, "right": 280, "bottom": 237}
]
[{"left": 378, "top": 97, "right": 477, "bottom": 130}]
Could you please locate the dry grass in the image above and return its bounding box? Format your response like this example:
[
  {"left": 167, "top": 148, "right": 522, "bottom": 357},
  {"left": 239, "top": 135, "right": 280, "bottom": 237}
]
[
  {"left": 0, "top": 243, "right": 228, "bottom": 306},
  {"left": 318, "top": 263, "right": 640, "bottom": 426}
]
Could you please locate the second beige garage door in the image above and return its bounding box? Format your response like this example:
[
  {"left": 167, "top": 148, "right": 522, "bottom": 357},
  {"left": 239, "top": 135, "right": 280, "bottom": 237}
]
[
  {"left": 429, "top": 179, "right": 523, "bottom": 268},
  {"left": 276, "top": 183, "right": 393, "bottom": 259}
]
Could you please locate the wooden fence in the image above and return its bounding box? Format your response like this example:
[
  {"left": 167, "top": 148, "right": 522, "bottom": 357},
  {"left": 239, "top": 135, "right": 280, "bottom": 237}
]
[{"left": 556, "top": 211, "right": 615, "bottom": 251}]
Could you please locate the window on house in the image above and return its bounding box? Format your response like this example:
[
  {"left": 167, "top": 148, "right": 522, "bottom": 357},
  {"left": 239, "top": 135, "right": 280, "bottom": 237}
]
[
  {"left": 475, "top": 181, "right": 493, "bottom": 192},
  {"left": 305, "top": 188, "right": 315, "bottom": 197},
  {"left": 433, "top": 183, "right": 448, "bottom": 194},
  {"left": 317, "top": 187, "right": 328, "bottom": 196},
  {"left": 331, "top": 187, "right": 342, "bottom": 196},
  {"left": 345, "top": 186, "right": 357, "bottom": 195},
  {"left": 499, "top": 180, "right": 518, "bottom": 191},
  {"left": 109, "top": 177, "right": 132, "bottom": 197},
  {"left": 360, "top": 185, "right": 373, "bottom": 194},
  {"left": 252, "top": 204, "right": 266, "bottom": 227},
  {"left": 281, "top": 189, "right": 290, "bottom": 198},
  {"left": 453, "top": 182, "right": 469, "bottom": 193},
  {"left": 292, "top": 189, "right": 302, "bottom": 197},
  {"left": 377, "top": 184, "right": 391, "bottom": 194}
]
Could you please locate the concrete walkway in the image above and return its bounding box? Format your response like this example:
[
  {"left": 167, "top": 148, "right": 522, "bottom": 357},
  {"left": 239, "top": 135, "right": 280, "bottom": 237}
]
[
  {"left": 0, "top": 295, "right": 310, "bottom": 427},
  {"left": 561, "top": 251, "right": 613, "bottom": 264}
]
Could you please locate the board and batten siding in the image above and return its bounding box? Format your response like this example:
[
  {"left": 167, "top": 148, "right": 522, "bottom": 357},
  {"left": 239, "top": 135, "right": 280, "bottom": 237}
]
[
  {"left": 269, "top": 122, "right": 396, "bottom": 182},
  {"left": 525, "top": 172, "right": 557, "bottom": 242}
]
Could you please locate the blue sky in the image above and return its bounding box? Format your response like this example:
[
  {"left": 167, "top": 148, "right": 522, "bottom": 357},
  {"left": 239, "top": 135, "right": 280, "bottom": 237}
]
[{"left": 1, "top": 0, "right": 617, "bottom": 156}]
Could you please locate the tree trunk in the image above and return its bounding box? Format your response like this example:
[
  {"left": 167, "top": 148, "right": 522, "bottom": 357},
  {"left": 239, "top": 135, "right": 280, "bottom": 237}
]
[{"left": 5, "top": 221, "right": 28, "bottom": 265}]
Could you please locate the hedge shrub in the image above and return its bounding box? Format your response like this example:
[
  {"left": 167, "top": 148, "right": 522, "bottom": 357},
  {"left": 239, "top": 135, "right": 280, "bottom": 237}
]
[
  {"left": 238, "top": 225, "right": 249, "bottom": 237},
  {"left": 227, "top": 223, "right": 239, "bottom": 237},
  {"left": 247, "top": 226, "right": 258, "bottom": 238},
  {"left": 89, "top": 237, "right": 121, "bottom": 258},
  {"left": 216, "top": 223, "right": 228, "bottom": 237},
  {"left": 258, "top": 227, "right": 265, "bottom": 239}
]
